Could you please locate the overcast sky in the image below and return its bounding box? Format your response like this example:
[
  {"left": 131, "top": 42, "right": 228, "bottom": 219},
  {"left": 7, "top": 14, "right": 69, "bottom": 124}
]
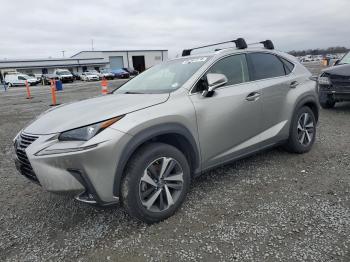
[{"left": 0, "top": 0, "right": 349, "bottom": 59}]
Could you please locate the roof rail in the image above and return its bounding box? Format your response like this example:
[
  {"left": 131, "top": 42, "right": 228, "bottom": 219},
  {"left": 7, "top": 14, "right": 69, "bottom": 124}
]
[
  {"left": 182, "top": 38, "right": 247, "bottom": 56},
  {"left": 248, "top": 40, "right": 274, "bottom": 50}
]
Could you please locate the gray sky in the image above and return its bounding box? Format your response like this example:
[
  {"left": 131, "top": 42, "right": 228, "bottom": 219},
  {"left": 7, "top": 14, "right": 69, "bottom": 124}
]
[{"left": 0, "top": 0, "right": 349, "bottom": 59}]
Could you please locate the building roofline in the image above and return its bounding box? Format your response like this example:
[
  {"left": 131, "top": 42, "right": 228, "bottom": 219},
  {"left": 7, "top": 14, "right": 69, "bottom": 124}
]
[
  {"left": 0, "top": 57, "right": 106, "bottom": 64},
  {"left": 71, "top": 49, "right": 168, "bottom": 57},
  {"left": 0, "top": 62, "right": 108, "bottom": 70}
]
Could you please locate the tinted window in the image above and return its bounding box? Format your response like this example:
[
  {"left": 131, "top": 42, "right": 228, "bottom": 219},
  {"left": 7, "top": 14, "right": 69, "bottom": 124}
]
[
  {"left": 207, "top": 54, "right": 249, "bottom": 86},
  {"left": 249, "top": 53, "right": 286, "bottom": 80},
  {"left": 280, "top": 57, "right": 294, "bottom": 74},
  {"left": 18, "top": 76, "right": 26, "bottom": 80}
]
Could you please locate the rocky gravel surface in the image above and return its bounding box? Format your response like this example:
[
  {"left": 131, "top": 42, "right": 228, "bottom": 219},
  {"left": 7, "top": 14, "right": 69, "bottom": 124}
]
[{"left": 0, "top": 76, "right": 349, "bottom": 261}]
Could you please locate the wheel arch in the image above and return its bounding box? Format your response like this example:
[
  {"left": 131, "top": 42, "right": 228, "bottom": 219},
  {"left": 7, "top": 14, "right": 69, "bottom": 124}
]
[
  {"left": 293, "top": 95, "right": 320, "bottom": 123},
  {"left": 113, "top": 123, "right": 201, "bottom": 197}
]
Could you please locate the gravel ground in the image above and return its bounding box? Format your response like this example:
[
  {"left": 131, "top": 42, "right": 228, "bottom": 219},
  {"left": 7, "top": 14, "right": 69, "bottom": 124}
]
[{"left": 0, "top": 70, "right": 349, "bottom": 261}]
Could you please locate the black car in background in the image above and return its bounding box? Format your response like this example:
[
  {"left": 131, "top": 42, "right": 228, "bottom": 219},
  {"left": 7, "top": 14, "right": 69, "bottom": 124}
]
[
  {"left": 72, "top": 72, "right": 81, "bottom": 81},
  {"left": 112, "top": 69, "right": 130, "bottom": 79},
  {"left": 318, "top": 52, "right": 350, "bottom": 108},
  {"left": 122, "top": 67, "right": 139, "bottom": 77}
]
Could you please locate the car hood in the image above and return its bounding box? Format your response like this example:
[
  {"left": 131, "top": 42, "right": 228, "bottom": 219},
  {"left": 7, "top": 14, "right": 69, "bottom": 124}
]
[
  {"left": 323, "top": 64, "right": 350, "bottom": 76},
  {"left": 24, "top": 93, "right": 169, "bottom": 135}
]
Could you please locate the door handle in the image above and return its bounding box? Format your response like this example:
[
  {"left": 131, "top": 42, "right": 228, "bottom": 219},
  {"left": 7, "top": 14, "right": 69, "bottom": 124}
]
[
  {"left": 246, "top": 92, "right": 261, "bottom": 101},
  {"left": 290, "top": 81, "right": 299, "bottom": 88}
]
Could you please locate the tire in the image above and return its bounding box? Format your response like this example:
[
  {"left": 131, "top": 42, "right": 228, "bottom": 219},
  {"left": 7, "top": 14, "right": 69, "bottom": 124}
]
[
  {"left": 284, "top": 106, "right": 316, "bottom": 154},
  {"left": 320, "top": 99, "right": 336, "bottom": 109},
  {"left": 121, "top": 142, "right": 191, "bottom": 224}
]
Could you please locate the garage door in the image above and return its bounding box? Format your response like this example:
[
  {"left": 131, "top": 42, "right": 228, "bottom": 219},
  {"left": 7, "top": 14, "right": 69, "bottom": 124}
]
[{"left": 109, "top": 56, "right": 124, "bottom": 70}]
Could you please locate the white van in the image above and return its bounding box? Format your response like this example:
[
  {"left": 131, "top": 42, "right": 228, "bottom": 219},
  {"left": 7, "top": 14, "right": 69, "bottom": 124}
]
[{"left": 5, "top": 74, "right": 39, "bottom": 87}]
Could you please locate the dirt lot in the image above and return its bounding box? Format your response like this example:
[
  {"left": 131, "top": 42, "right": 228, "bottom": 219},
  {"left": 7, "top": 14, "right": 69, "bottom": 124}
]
[{"left": 0, "top": 69, "right": 349, "bottom": 261}]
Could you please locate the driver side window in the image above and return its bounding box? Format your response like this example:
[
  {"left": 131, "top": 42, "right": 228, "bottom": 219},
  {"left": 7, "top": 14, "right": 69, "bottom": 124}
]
[{"left": 194, "top": 54, "right": 249, "bottom": 92}]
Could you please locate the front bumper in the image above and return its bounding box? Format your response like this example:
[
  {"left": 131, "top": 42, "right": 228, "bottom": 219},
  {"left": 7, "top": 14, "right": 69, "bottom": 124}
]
[
  {"left": 87, "top": 77, "right": 99, "bottom": 81},
  {"left": 60, "top": 77, "right": 74, "bottom": 82},
  {"left": 319, "top": 88, "right": 350, "bottom": 101},
  {"left": 14, "top": 128, "right": 132, "bottom": 204}
]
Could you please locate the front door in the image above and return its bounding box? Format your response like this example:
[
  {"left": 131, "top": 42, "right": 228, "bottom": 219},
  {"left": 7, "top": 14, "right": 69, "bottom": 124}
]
[
  {"left": 17, "top": 75, "right": 27, "bottom": 86},
  {"left": 189, "top": 54, "right": 263, "bottom": 169}
]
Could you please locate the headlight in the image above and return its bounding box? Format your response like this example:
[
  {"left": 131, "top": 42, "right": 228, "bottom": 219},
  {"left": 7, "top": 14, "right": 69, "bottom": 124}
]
[
  {"left": 58, "top": 116, "right": 124, "bottom": 141},
  {"left": 318, "top": 76, "right": 330, "bottom": 85}
]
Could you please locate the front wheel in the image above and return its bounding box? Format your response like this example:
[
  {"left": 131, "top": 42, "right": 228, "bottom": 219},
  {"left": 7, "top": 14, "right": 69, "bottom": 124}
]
[
  {"left": 320, "top": 99, "right": 336, "bottom": 109},
  {"left": 284, "top": 106, "right": 316, "bottom": 154},
  {"left": 121, "top": 143, "right": 191, "bottom": 224}
]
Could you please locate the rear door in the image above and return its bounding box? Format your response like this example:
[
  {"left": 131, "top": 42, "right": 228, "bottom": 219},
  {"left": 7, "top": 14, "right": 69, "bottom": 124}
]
[
  {"left": 189, "top": 54, "right": 263, "bottom": 169},
  {"left": 247, "top": 52, "right": 296, "bottom": 134}
]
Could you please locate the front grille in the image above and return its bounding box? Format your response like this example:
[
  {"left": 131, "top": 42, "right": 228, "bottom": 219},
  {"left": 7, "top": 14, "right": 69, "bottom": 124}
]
[
  {"left": 14, "top": 133, "right": 39, "bottom": 183},
  {"left": 330, "top": 75, "right": 350, "bottom": 92}
]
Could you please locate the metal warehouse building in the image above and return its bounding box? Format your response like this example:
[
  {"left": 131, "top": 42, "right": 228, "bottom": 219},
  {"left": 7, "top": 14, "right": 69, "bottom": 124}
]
[{"left": 0, "top": 49, "right": 168, "bottom": 80}]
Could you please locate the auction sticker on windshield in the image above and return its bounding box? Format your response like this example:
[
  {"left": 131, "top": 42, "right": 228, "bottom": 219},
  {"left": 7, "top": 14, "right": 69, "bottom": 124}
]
[{"left": 182, "top": 57, "right": 208, "bottom": 64}]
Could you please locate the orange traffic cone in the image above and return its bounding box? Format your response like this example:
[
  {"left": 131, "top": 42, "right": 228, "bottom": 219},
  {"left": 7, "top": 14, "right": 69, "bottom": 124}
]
[
  {"left": 50, "top": 80, "right": 57, "bottom": 106},
  {"left": 101, "top": 77, "right": 108, "bottom": 95},
  {"left": 25, "top": 80, "right": 32, "bottom": 99}
]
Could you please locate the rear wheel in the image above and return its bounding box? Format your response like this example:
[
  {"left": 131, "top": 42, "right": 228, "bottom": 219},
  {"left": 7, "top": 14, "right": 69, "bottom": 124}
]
[
  {"left": 121, "top": 143, "right": 191, "bottom": 223},
  {"left": 285, "top": 106, "right": 316, "bottom": 154}
]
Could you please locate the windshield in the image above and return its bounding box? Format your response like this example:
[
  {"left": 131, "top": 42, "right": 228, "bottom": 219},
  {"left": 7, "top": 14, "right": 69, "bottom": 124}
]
[
  {"left": 56, "top": 71, "right": 71, "bottom": 75},
  {"left": 115, "top": 56, "right": 210, "bottom": 94},
  {"left": 339, "top": 52, "right": 350, "bottom": 64}
]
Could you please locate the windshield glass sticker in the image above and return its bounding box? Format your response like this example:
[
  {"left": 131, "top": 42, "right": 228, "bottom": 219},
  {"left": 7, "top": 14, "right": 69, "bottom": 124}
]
[{"left": 182, "top": 57, "right": 207, "bottom": 65}]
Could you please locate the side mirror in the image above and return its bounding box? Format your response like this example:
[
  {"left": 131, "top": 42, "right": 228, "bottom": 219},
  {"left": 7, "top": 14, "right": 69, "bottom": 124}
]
[
  {"left": 333, "top": 59, "right": 340, "bottom": 66},
  {"left": 202, "top": 73, "right": 228, "bottom": 97}
]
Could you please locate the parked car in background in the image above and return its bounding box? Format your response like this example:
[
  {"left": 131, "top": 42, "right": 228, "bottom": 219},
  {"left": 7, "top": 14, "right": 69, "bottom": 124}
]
[
  {"left": 5, "top": 74, "right": 39, "bottom": 87},
  {"left": 13, "top": 38, "right": 319, "bottom": 223},
  {"left": 27, "top": 73, "right": 43, "bottom": 82},
  {"left": 81, "top": 72, "right": 99, "bottom": 81},
  {"left": 100, "top": 69, "right": 115, "bottom": 80},
  {"left": 122, "top": 67, "right": 139, "bottom": 77},
  {"left": 72, "top": 72, "right": 81, "bottom": 81},
  {"left": 318, "top": 51, "right": 350, "bottom": 108},
  {"left": 53, "top": 69, "right": 74, "bottom": 83},
  {"left": 42, "top": 74, "right": 59, "bottom": 85},
  {"left": 112, "top": 68, "right": 130, "bottom": 79},
  {"left": 85, "top": 70, "right": 103, "bottom": 80}
]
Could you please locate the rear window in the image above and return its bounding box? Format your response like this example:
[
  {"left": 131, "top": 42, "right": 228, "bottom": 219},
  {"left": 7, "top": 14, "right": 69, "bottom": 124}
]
[
  {"left": 280, "top": 57, "right": 295, "bottom": 74},
  {"left": 249, "top": 53, "right": 286, "bottom": 80}
]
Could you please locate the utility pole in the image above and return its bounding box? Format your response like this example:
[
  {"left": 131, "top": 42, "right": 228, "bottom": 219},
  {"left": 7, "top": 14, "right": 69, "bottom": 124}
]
[{"left": 91, "top": 39, "right": 94, "bottom": 51}]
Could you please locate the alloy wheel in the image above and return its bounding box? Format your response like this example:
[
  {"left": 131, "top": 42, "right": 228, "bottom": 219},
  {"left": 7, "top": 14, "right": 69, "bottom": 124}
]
[
  {"left": 139, "top": 157, "right": 184, "bottom": 212},
  {"left": 297, "top": 112, "right": 315, "bottom": 146}
]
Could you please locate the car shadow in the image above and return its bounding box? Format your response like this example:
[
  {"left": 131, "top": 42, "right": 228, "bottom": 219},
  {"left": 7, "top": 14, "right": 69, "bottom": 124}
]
[{"left": 328, "top": 101, "right": 350, "bottom": 112}]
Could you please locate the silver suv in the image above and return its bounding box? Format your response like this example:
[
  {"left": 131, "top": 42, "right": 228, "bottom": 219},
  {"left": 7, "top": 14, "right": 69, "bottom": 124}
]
[{"left": 14, "top": 39, "right": 319, "bottom": 223}]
